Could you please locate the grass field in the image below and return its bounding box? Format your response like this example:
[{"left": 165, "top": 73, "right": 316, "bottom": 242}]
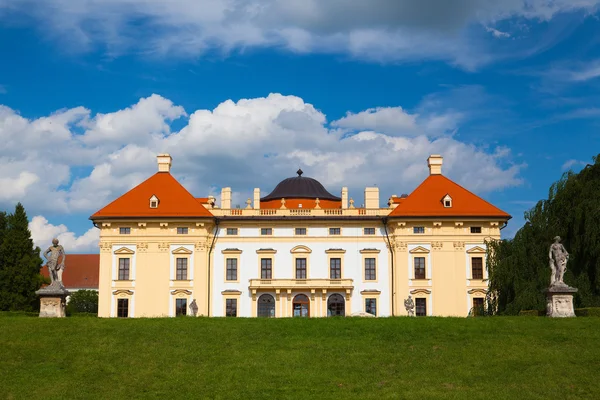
[{"left": 1, "top": 316, "right": 599, "bottom": 399}]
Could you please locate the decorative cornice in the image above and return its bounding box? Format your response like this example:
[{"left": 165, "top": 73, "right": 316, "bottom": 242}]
[
  {"left": 114, "top": 247, "right": 135, "bottom": 255},
  {"left": 221, "top": 248, "right": 242, "bottom": 254},
  {"left": 409, "top": 246, "right": 430, "bottom": 254},
  {"left": 256, "top": 248, "right": 277, "bottom": 254},
  {"left": 466, "top": 246, "right": 486, "bottom": 254},
  {"left": 468, "top": 288, "right": 488, "bottom": 295},
  {"left": 360, "top": 289, "right": 381, "bottom": 295},
  {"left": 172, "top": 246, "right": 193, "bottom": 255},
  {"left": 359, "top": 248, "right": 381, "bottom": 254},
  {"left": 290, "top": 245, "right": 312, "bottom": 254},
  {"left": 171, "top": 289, "right": 192, "bottom": 296},
  {"left": 221, "top": 290, "right": 242, "bottom": 295},
  {"left": 325, "top": 248, "right": 346, "bottom": 254},
  {"left": 112, "top": 290, "right": 134, "bottom": 295},
  {"left": 410, "top": 289, "right": 432, "bottom": 295}
]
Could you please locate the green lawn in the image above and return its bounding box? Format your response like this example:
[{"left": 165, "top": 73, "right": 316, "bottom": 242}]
[{"left": 1, "top": 316, "right": 598, "bottom": 399}]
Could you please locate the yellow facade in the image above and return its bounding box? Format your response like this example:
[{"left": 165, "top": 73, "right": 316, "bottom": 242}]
[{"left": 93, "top": 154, "right": 509, "bottom": 318}]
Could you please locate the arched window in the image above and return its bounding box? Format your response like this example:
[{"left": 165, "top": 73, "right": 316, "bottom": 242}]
[
  {"left": 292, "top": 294, "right": 310, "bottom": 317},
  {"left": 257, "top": 294, "right": 275, "bottom": 318},
  {"left": 327, "top": 294, "right": 345, "bottom": 317}
]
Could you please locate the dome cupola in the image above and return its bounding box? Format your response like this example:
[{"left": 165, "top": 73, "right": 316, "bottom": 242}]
[{"left": 260, "top": 169, "right": 341, "bottom": 202}]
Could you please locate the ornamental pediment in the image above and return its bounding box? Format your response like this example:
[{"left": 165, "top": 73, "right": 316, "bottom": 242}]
[
  {"left": 291, "top": 245, "right": 312, "bottom": 254},
  {"left": 410, "top": 289, "right": 432, "bottom": 295},
  {"left": 409, "top": 246, "right": 430, "bottom": 254},
  {"left": 114, "top": 247, "right": 135, "bottom": 255},
  {"left": 466, "top": 246, "right": 486, "bottom": 254},
  {"left": 172, "top": 247, "right": 193, "bottom": 255}
]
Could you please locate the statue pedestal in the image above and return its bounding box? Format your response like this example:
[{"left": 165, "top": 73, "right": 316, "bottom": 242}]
[
  {"left": 546, "top": 283, "right": 578, "bottom": 318},
  {"left": 36, "top": 282, "right": 70, "bottom": 318}
]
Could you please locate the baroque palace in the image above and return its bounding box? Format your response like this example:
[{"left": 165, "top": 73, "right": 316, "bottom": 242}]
[{"left": 91, "top": 154, "right": 510, "bottom": 318}]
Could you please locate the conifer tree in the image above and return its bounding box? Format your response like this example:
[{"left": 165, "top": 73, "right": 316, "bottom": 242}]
[{"left": 0, "top": 203, "right": 43, "bottom": 311}]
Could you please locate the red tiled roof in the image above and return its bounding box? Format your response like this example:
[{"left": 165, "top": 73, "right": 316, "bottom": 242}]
[
  {"left": 389, "top": 175, "right": 511, "bottom": 219},
  {"left": 41, "top": 254, "right": 99, "bottom": 289},
  {"left": 91, "top": 172, "right": 213, "bottom": 219}
]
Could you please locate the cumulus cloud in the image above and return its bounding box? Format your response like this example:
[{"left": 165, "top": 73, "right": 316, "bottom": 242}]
[
  {"left": 1, "top": 0, "right": 598, "bottom": 68},
  {"left": 561, "top": 159, "right": 587, "bottom": 171},
  {"left": 0, "top": 92, "right": 523, "bottom": 219},
  {"left": 29, "top": 216, "right": 100, "bottom": 253}
]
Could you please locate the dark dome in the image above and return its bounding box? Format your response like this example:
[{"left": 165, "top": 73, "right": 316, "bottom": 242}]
[{"left": 261, "top": 169, "right": 341, "bottom": 202}]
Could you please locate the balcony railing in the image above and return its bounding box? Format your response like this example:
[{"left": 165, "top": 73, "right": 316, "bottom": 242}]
[
  {"left": 211, "top": 208, "right": 390, "bottom": 217},
  {"left": 249, "top": 278, "right": 354, "bottom": 290}
]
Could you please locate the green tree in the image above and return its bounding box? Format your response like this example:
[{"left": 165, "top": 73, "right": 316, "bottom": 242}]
[
  {"left": 67, "top": 290, "right": 98, "bottom": 315},
  {"left": 0, "top": 203, "right": 44, "bottom": 311},
  {"left": 487, "top": 154, "right": 600, "bottom": 314}
]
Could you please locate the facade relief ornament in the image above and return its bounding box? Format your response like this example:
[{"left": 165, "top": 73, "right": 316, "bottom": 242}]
[
  {"left": 195, "top": 240, "right": 207, "bottom": 251},
  {"left": 453, "top": 241, "right": 465, "bottom": 250},
  {"left": 99, "top": 241, "right": 112, "bottom": 253},
  {"left": 158, "top": 242, "right": 170, "bottom": 252},
  {"left": 432, "top": 241, "right": 443, "bottom": 251},
  {"left": 137, "top": 242, "right": 148, "bottom": 252}
]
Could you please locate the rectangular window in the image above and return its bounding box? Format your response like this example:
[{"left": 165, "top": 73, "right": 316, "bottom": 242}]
[
  {"left": 471, "top": 226, "right": 482, "bottom": 234},
  {"left": 261, "top": 258, "right": 272, "bottom": 279},
  {"left": 473, "top": 298, "right": 484, "bottom": 316},
  {"left": 471, "top": 257, "right": 483, "bottom": 279},
  {"left": 416, "top": 298, "right": 427, "bottom": 316},
  {"left": 413, "top": 226, "right": 425, "bottom": 234},
  {"left": 117, "top": 299, "right": 129, "bottom": 318},
  {"left": 177, "top": 227, "right": 188, "bottom": 235},
  {"left": 176, "top": 258, "right": 188, "bottom": 280},
  {"left": 364, "top": 258, "right": 376, "bottom": 281},
  {"left": 226, "top": 299, "right": 237, "bottom": 317},
  {"left": 226, "top": 258, "right": 238, "bottom": 281},
  {"left": 175, "top": 298, "right": 187, "bottom": 316},
  {"left": 118, "top": 258, "right": 130, "bottom": 280},
  {"left": 296, "top": 258, "right": 307, "bottom": 279},
  {"left": 329, "top": 227, "right": 341, "bottom": 235},
  {"left": 364, "top": 227, "right": 376, "bottom": 235},
  {"left": 226, "top": 228, "right": 238, "bottom": 235},
  {"left": 414, "top": 257, "right": 426, "bottom": 279},
  {"left": 365, "top": 298, "right": 377, "bottom": 316},
  {"left": 295, "top": 227, "right": 307, "bottom": 235},
  {"left": 330, "top": 258, "right": 341, "bottom": 279},
  {"left": 119, "top": 227, "right": 131, "bottom": 235},
  {"left": 260, "top": 228, "right": 273, "bottom": 236}
]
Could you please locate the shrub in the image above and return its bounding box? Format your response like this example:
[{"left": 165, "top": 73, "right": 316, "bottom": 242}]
[
  {"left": 67, "top": 290, "right": 98, "bottom": 315},
  {"left": 519, "top": 310, "right": 543, "bottom": 316},
  {"left": 575, "top": 307, "right": 600, "bottom": 317}
]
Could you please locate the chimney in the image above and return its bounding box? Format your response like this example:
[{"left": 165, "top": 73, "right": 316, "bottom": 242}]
[
  {"left": 427, "top": 154, "right": 443, "bottom": 175},
  {"left": 221, "top": 187, "right": 232, "bottom": 209},
  {"left": 364, "top": 187, "right": 379, "bottom": 209},
  {"left": 157, "top": 154, "right": 172, "bottom": 173},
  {"left": 341, "top": 187, "right": 348, "bottom": 209},
  {"left": 253, "top": 188, "right": 260, "bottom": 209}
]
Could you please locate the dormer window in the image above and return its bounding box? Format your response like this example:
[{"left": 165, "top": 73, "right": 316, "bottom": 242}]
[
  {"left": 149, "top": 195, "right": 159, "bottom": 209},
  {"left": 442, "top": 194, "right": 452, "bottom": 208}
]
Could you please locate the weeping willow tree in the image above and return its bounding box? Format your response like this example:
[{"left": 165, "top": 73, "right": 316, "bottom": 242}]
[{"left": 486, "top": 154, "right": 600, "bottom": 315}]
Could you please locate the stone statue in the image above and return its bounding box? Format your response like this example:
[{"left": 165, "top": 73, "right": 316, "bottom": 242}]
[
  {"left": 549, "top": 236, "right": 569, "bottom": 286},
  {"left": 189, "top": 299, "right": 198, "bottom": 317},
  {"left": 43, "top": 238, "right": 66, "bottom": 285},
  {"left": 404, "top": 295, "right": 415, "bottom": 317}
]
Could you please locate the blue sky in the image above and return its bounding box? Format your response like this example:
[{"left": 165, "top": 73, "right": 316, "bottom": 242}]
[{"left": 0, "top": 0, "right": 599, "bottom": 252}]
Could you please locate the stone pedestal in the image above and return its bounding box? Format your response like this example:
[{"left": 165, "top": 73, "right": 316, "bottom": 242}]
[
  {"left": 36, "top": 282, "right": 70, "bottom": 318},
  {"left": 546, "top": 283, "right": 578, "bottom": 318}
]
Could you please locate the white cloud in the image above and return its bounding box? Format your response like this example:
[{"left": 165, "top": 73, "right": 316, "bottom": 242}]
[
  {"left": 0, "top": 92, "right": 523, "bottom": 219},
  {"left": 29, "top": 216, "right": 100, "bottom": 253},
  {"left": 485, "top": 26, "right": 511, "bottom": 38},
  {"left": 1, "top": 0, "right": 598, "bottom": 68},
  {"left": 561, "top": 159, "right": 587, "bottom": 171}
]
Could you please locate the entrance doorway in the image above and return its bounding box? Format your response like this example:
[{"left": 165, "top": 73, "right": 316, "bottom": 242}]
[
  {"left": 327, "top": 294, "right": 345, "bottom": 317},
  {"left": 257, "top": 294, "right": 276, "bottom": 317},
  {"left": 292, "top": 294, "right": 310, "bottom": 317}
]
